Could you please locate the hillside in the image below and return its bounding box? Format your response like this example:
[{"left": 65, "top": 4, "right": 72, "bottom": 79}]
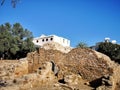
[{"left": 0, "top": 43, "right": 120, "bottom": 90}]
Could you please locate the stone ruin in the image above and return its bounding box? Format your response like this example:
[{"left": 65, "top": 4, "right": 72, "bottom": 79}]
[
  {"left": 1, "top": 42, "right": 120, "bottom": 90},
  {"left": 27, "top": 46, "right": 120, "bottom": 90}
]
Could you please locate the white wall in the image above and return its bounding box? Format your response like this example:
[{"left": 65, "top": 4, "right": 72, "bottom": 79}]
[
  {"left": 33, "top": 35, "right": 70, "bottom": 47},
  {"left": 50, "top": 35, "right": 70, "bottom": 47}
]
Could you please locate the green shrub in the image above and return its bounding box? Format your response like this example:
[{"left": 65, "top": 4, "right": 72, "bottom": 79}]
[{"left": 97, "top": 42, "right": 120, "bottom": 63}]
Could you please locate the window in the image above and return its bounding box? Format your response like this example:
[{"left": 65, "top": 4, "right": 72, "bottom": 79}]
[
  {"left": 36, "top": 40, "right": 39, "bottom": 43},
  {"left": 63, "top": 39, "right": 65, "bottom": 43},
  {"left": 42, "top": 39, "right": 44, "bottom": 42},
  {"left": 46, "top": 38, "right": 48, "bottom": 41},
  {"left": 50, "top": 38, "right": 53, "bottom": 41}
]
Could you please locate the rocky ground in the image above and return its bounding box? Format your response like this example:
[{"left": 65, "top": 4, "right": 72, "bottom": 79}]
[{"left": 0, "top": 43, "right": 120, "bottom": 90}]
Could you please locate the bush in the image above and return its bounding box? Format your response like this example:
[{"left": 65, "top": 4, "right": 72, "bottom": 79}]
[
  {"left": 97, "top": 42, "right": 120, "bottom": 63},
  {"left": 76, "top": 42, "right": 88, "bottom": 48}
]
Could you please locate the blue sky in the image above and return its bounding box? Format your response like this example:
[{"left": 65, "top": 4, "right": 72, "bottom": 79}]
[{"left": 0, "top": 0, "right": 120, "bottom": 47}]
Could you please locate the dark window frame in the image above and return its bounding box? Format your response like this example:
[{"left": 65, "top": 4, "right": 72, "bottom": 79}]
[
  {"left": 50, "top": 38, "right": 53, "bottom": 41},
  {"left": 36, "top": 40, "right": 39, "bottom": 43},
  {"left": 42, "top": 39, "right": 44, "bottom": 42},
  {"left": 46, "top": 38, "right": 48, "bottom": 41}
]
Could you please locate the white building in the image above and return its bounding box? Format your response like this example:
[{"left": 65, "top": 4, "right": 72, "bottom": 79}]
[
  {"left": 111, "top": 40, "right": 117, "bottom": 44},
  {"left": 33, "top": 34, "right": 70, "bottom": 47},
  {"left": 104, "top": 37, "right": 110, "bottom": 42},
  {"left": 104, "top": 37, "right": 117, "bottom": 44}
]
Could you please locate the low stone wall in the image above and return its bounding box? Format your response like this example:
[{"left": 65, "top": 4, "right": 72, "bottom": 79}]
[{"left": 0, "top": 58, "right": 28, "bottom": 80}]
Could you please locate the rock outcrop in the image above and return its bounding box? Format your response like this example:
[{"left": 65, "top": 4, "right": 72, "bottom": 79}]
[
  {"left": 1, "top": 46, "right": 120, "bottom": 90},
  {"left": 0, "top": 58, "right": 28, "bottom": 80},
  {"left": 28, "top": 48, "right": 114, "bottom": 82},
  {"left": 41, "top": 42, "right": 72, "bottom": 53},
  {"left": 27, "top": 47, "right": 120, "bottom": 89},
  {"left": 0, "top": 61, "right": 57, "bottom": 90}
]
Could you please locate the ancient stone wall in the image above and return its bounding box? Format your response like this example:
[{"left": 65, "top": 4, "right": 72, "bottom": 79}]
[
  {"left": 27, "top": 48, "right": 66, "bottom": 73},
  {"left": 1, "top": 47, "right": 120, "bottom": 90},
  {"left": 27, "top": 48, "right": 114, "bottom": 82},
  {"left": 0, "top": 58, "right": 28, "bottom": 80}
]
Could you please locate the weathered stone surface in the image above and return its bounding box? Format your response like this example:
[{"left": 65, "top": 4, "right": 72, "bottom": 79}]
[
  {"left": 42, "top": 42, "right": 72, "bottom": 53},
  {"left": 0, "top": 58, "right": 28, "bottom": 80},
  {"left": 64, "top": 73, "right": 82, "bottom": 85},
  {"left": 0, "top": 61, "right": 58, "bottom": 90},
  {"left": 1, "top": 46, "right": 120, "bottom": 90},
  {"left": 28, "top": 48, "right": 114, "bottom": 82}
]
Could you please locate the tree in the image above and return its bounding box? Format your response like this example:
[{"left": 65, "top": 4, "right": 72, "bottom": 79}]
[
  {"left": 76, "top": 42, "right": 88, "bottom": 48},
  {"left": 97, "top": 42, "right": 120, "bottom": 63},
  {"left": 0, "top": 22, "right": 35, "bottom": 59},
  {"left": 1, "top": 0, "right": 20, "bottom": 8}
]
